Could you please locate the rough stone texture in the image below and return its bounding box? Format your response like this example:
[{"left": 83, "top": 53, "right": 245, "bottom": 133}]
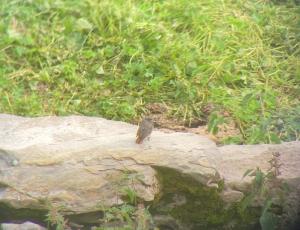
[
  {"left": 217, "top": 142, "right": 300, "bottom": 190},
  {"left": 0, "top": 114, "right": 299, "bottom": 227}
]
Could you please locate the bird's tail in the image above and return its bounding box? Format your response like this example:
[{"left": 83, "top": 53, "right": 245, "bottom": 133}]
[{"left": 136, "top": 136, "right": 142, "bottom": 144}]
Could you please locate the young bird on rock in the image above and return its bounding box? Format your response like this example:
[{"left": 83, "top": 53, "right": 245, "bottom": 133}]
[{"left": 136, "top": 117, "right": 153, "bottom": 144}]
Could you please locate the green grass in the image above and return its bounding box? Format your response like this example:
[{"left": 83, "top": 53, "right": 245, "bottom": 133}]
[{"left": 0, "top": 0, "right": 299, "bottom": 144}]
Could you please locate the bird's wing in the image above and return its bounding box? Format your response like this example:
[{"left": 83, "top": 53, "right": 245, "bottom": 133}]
[{"left": 136, "top": 124, "right": 141, "bottom": 137}]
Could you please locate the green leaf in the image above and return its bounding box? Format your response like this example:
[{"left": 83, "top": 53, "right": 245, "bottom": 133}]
[
  {"left": 255, "top": 169, "right": 264, "bottom": 183},
  {"left": 261, "top": 198, "right": 273, "bottom": 216},
  {"left": 123, "top": 187, "right": 137, "bottom": 205},
  {"left": 208, "top": 113, "right": 224, "bottom": 135},
  {"left": 270, "top": 133, "right": 281, "bottom": 144},
  {"left": 260, "top": 211, "right": 278, "bottom": 230}
]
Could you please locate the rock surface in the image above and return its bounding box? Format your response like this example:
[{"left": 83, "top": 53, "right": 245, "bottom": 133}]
[
  {"left": 0, "top": 114, "right": 299, "bottom": 228},
  {"left": 0, "top": 222, "right": 46, "bottom": 230}
]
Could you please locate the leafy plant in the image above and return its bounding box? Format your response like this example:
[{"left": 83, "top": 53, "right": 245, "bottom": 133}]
[
  {"left": 259, "top": 199, "right": 278, "bottom": 230},
  {"left": 240, "top": 152, "right": 288, "bottom": 230},
  {"left": 207, "top": 112, "right": 225, "bottom": 135},
  {"left": 46, "top": 205, "right": 68, "bottom": 230},
  {"left": 122, "top": 187, "right": 138, "bottom": 205},
  {"left": 97, "top": 175, "right": 153, "bottom": 230},
  {"left": 98, "top": 201, "right": 152, "bottom": 229}
]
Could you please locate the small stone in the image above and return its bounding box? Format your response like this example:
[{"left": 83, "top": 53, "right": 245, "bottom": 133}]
[
  {"left": 221, "top": 189, "right": 244, "bottom": 203},
  {"left": 1, "top": 222, "right": 46, "bottom": 230}
]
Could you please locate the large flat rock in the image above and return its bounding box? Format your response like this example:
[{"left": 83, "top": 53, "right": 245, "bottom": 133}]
[
  {"left": 0, "top": 114, "right": 299, "bottom": 228},
  {"left": 0, "top": 114, "right": 218, "bottom": 212}
]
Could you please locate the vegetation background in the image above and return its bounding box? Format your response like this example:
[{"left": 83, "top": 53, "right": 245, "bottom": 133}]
[{"left": 0, "top": 0, "right": 299, "bottom": 144}]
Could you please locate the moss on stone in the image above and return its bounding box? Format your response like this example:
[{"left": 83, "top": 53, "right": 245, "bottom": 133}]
[
  {"left": 0, "top": 202, "right": 48, "bottom": 225},
  {"left": 151, "top": 166, "right": 261, "bottom": 230}
]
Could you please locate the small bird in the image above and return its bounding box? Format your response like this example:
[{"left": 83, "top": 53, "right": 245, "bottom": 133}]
[{"left": 136, "top": 117, "right": 153, "bottom": 144}]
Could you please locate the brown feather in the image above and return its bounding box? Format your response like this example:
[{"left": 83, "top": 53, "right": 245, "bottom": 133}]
[
  {"left": 136, "top": 137, "right": 142, "bottom": 144},
  {"left": 135, "top": 117, "right": 153, "bottom": 144}
]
